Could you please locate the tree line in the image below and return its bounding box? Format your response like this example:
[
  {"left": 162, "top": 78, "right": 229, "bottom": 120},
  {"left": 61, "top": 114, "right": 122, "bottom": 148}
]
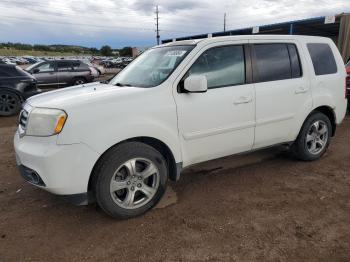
[{"left": 0, "top": 42, "right": 132, "bottom": 56}]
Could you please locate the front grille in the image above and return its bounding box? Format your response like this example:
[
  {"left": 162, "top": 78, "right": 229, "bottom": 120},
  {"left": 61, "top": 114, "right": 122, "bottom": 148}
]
[{"left": 19, "top": 109, "right": 28, "bottom": 130}]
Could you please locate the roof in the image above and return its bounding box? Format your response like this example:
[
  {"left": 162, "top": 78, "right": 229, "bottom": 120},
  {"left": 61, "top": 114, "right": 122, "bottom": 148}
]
[
  {"left": 159, "top": 34, "right": 332, "bottom": 48},
  {"left": 162, "top": 14, "right": 346, "bottom": 44},
  {"left": 0, "top": 64, "right": 16, "bottom": 68}
]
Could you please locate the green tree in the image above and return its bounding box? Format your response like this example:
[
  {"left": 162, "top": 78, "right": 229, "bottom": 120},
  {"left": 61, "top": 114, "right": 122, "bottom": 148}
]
[
  {"left": 100, "top": 45, "right": 112, "bottom": 56},
  {"left": 119, "top": 46, "right": 132, "bottom": 57},
  {"left": 89, "top": 47, "right": 99, "bottom": 54}
]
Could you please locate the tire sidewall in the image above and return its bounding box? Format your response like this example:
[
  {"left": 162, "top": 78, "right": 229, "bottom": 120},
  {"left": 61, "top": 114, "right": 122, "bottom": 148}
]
[{"left": 94, "top": 142, "right": 168, "bottom": 219}]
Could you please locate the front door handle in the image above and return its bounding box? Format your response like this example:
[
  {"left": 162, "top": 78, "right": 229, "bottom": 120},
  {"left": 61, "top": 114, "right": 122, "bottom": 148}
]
[
  {"left": 295, "top": 87, "right": 309, "bottom": 94},
  {"left": 234, "top": 96, "right": 252, "bottom": 105}
]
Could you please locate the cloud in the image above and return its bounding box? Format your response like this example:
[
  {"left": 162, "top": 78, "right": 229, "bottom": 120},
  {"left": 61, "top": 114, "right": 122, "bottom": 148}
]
[
  {"left": 0, "top": 0, "right": 349, "bottom": 48},
  {"left": 131, "top": 0, "right": 205, "bottom": 14}
]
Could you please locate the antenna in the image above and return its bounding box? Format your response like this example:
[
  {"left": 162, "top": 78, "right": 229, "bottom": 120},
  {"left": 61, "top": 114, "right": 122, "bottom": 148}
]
[
  {"left": 224, "top": 13, "right": 226, "bottom": 32},
  {"left": 155, "top": 5, "right": 160, "bottom": 45}
]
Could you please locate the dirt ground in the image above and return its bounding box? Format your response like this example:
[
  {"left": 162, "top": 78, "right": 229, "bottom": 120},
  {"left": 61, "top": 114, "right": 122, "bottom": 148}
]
[{"left": 1, "top": 111, "right": 350, "bottom": 261}]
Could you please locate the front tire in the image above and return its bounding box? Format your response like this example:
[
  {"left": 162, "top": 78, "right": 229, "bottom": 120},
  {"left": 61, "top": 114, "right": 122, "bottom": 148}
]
[
  {"left": 0, "top": 91, "right": 21, "bottom": 116},
  {"left": 292, "top": 112, "right": 332, "bottom": 161},
  {"left": 93, "top": 142, "right": 168, "bottom": 219}
]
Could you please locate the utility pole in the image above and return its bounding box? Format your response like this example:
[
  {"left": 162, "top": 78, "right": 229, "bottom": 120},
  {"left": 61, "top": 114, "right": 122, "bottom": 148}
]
[
  {"left": 155, "top": 5, "right": 160, "bottom": 45},
  {"left": 224, "top": 13, "right": 226, "bottom": 32}
]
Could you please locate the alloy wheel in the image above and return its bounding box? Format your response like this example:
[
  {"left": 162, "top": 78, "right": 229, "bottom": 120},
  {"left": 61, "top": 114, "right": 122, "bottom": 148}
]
[
  {"left": 109, "top": 158, "right": 160, "bottom": 209},
  {"left": 0, "top": 93, "right": 18, "bottom": 115},
  {"left": 75, "top": 79, "right": 85, "bottom": 85},
  {"left": 305, "top": 120, "right": 328, "bottom": 155}
]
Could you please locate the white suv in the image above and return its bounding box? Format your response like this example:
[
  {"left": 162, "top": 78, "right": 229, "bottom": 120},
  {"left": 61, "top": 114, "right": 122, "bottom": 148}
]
[{"left": 14, "top": 35, "right": 347, "bottom": 219}]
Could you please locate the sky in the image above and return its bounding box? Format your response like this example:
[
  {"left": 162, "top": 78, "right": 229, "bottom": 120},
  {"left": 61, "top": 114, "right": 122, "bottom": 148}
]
[{"left": 0, "top": 0, "right": 349, "bottom": 49}]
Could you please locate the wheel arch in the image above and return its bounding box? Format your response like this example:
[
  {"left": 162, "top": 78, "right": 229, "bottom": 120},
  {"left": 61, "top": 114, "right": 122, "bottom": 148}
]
[
  {"left": 87, "top": 136, "right": 180, "bottom": 192},
  {"left": 0, "top": 87, "right": 24, "bottom": 102},
  {"left": 303, "top": 105, "right": 337, "bottom": 137},
  {"left": 312, "top": 106, "right": 336, "bottom": 136}
]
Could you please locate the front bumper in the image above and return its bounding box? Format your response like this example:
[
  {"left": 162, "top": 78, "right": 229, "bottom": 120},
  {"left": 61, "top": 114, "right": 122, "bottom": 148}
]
[{"left": 14, "top": 130, "right": 100, "bottom": 198}]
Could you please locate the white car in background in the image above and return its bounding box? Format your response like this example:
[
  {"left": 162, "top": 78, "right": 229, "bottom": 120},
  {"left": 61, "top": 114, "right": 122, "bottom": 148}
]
[
  {"left": 14, "top": 35, "right": 347, "bottom": 219},
  {"left": 81, "top": 59, "right": 105, "bottom": 75}
]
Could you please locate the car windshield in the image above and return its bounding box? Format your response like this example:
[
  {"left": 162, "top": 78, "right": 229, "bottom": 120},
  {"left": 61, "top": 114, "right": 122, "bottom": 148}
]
[
  {"left": 109, "top": 45, "right": 194, "bottom": 87},
  {"left": 25, "top": 62, "right": 42, "bottom": 71}
]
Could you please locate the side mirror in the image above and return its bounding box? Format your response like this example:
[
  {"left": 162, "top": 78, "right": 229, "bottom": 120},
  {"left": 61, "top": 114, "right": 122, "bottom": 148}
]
[
  {"left": 184, "top": 75, "right": 207, "bottom": 93},
  {"left": 32, "top": 68, "right": 40, "bottom": 74}
]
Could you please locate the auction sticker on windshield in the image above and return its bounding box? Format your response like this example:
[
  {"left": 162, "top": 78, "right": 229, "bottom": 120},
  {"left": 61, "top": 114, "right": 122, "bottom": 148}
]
[{"left": 164, "top": 50, "right": 187, "bottom": 57}]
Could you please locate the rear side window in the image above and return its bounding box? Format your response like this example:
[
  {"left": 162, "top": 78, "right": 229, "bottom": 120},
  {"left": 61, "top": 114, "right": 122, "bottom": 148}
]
[
  {"left": 188, "top": 45, "right": 245, "bottom": 89},
  {"left": 307, "top": 43, "right": 337, "bottom": 75},
  {"left": 253, "top": 44, "right": 292, "bottom": 82},
  {"left": 57, "top": 61, "right": 73, "bottom": 71},
  {"left": 72, "top": 61, "right": 81, "bottom": 70}
]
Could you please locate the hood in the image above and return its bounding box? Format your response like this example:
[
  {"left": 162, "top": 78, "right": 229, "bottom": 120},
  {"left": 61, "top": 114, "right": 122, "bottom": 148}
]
[{"left": 26, "top": 82, "right": 145, "bottom": 109}]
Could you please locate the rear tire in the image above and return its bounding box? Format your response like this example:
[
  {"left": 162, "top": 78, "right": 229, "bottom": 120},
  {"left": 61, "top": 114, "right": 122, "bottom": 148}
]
[
  {"left": 0, "top": 91, "right": 21, "bottom": 116},
  {"left": 93, "top": 142, "right": 168, "bottom": 219},
  {"left": 73, "top": 77, "right": 86, "bottom": 86},
  {"left": 292, "top": 112, "right": 332, "bottom": 161}
]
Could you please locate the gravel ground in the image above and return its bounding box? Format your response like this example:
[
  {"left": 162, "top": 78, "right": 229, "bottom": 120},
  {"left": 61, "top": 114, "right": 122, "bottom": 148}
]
[{"left": 0, "top": 111, "right": 350, "bottom": 261}]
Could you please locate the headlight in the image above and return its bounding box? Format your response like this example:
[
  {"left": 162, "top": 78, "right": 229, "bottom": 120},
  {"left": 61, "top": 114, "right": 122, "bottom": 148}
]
[{"left": 26, "top": 108, "right": 67, "bottom": 136}]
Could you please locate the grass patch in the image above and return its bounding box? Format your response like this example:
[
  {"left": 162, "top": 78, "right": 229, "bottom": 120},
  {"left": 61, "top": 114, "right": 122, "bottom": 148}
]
[{"left": 0, "top": 48, "right": 87, "bottom": 57}]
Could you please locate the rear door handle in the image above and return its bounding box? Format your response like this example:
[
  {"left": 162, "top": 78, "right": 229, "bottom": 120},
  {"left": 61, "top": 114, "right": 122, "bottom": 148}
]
[
  {"left": 295, "top": 87, "right": 309, "bottom": 94},
  {"left": 234, "top": 96, "right": 252, "bottom": 105}
]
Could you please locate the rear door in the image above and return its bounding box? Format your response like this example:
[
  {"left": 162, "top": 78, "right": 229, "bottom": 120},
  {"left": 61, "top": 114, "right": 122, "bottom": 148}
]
[
  {"left": 250, "top": 40, "right": 312, "bottom": 149},
  {"left": 33, "top": 61, "right": 58, "bottom": 88},
  {"left": 57, "top": 61, "right": 74, "bottom": 87}
]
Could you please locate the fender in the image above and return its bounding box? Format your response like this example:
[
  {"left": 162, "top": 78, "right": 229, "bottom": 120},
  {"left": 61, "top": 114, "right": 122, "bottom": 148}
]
[{"left": 57, "top": 116, "right": 182, "bottom": 165}]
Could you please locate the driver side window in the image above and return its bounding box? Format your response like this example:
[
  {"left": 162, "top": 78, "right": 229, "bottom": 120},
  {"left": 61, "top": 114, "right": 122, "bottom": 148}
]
[
  {"left": 185, "top": 45, "right": 246, "bottom": 89},
  {"left": 37, "top": 62, "right": 55, "bottom": 73}
]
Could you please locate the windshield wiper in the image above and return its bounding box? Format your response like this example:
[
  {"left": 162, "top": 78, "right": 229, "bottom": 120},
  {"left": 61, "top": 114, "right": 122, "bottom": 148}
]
[{"left": 115, "top": 82, "right": 131, "bottom": 87}]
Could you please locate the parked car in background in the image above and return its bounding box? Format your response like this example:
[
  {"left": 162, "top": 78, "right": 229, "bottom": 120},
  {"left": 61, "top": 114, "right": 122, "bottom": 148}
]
[
  {"left": 2, "top": 58, "right": 16, "bottom": 65},
  {"left": 346, "top": 61, "right": 350, "bottom": 110},
  {"left": 14, "top": 35, "right": 347, "bottom": 219},
  {"left": 23, "top": 56, "right": 42, "bottom": 64},
  {"left": 25, "top": 60, "right": 94, "bottom": 88},
  {"left": 0, "top": 64, "right": 41, "bottom": 116},
  {"left": 100, "top": 57, "right": 133, "bottom": 69},
  {"left": 89, "top": 66, "right": 99, "bottom": 78},
  {"left": 81, "top": 59, "right": 105, "bottom": 75}
]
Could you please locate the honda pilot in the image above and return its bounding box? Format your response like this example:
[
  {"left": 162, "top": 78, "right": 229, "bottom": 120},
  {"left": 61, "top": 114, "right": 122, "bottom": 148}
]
[{"left": 14, "top": 35, "right": 347, "bottom": 219}]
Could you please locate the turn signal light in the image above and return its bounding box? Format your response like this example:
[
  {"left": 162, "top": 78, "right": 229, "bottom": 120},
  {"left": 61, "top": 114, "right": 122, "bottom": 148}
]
[{"left": 54, "top": 115, "right": 67, "bottom": 134}]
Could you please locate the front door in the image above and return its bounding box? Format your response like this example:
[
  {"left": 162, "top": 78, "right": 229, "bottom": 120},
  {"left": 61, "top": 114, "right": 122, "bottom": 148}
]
[
  {"left": 33, "top": 61, "right": 58, "bottom": 88},
  {"left": 174, "top": 43, "right": 255, "bottom": 166}
]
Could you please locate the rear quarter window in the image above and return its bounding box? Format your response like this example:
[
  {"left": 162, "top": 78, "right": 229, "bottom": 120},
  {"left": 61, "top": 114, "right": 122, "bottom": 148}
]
[
  {"left": 307, "top": 43, "right": 337, "bottom": 75},
  {"left": 78, "top": 62, "right": 89, "bottom": 70}
]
